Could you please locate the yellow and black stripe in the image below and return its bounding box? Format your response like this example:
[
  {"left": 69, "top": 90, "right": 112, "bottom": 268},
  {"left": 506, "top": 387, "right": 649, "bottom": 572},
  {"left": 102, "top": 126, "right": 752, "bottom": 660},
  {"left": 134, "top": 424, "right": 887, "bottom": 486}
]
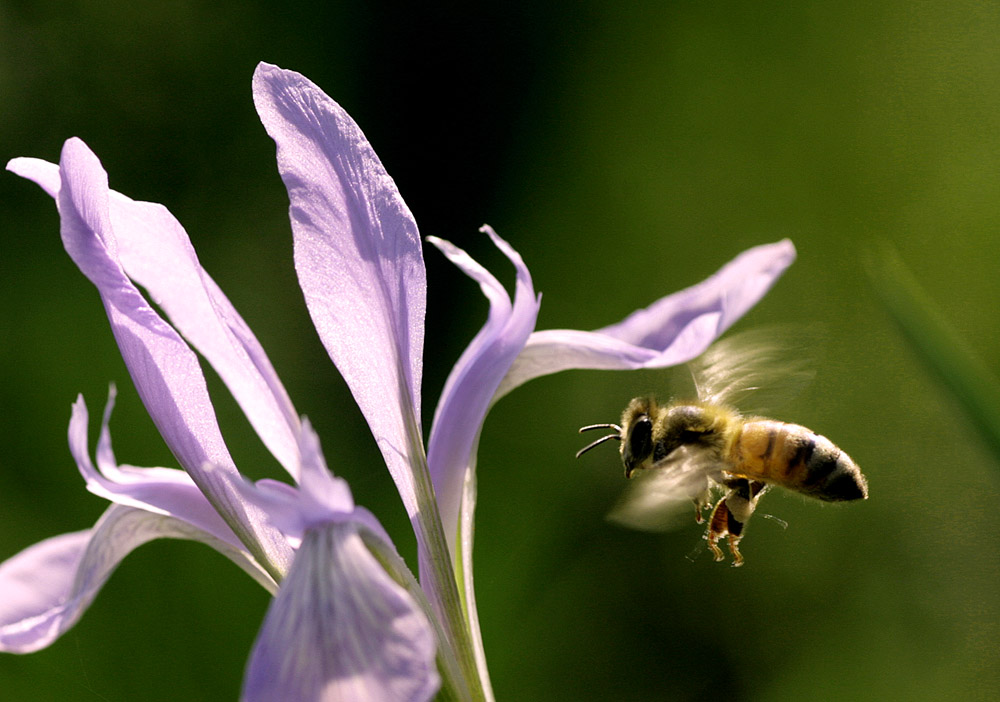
[{"left": 729, "top": 420, "right": 868, "bottom": 502}]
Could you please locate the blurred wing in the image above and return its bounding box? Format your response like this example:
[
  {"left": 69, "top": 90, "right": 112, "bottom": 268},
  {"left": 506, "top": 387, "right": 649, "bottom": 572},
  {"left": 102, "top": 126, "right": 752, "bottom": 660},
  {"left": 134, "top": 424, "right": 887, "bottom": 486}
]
[
  {"left": 607, "top": 445, "right": 721, "bottom": 532},
  {"left": 689, "top": 326, "right": 818, "bottom": 414}
]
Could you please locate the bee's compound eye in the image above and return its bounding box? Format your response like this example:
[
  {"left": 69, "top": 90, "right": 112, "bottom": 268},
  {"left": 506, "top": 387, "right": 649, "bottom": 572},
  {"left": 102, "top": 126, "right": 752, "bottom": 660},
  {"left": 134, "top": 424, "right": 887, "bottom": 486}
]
[{"left": 625, "top": 415, "right": 654, "bottom": 469}]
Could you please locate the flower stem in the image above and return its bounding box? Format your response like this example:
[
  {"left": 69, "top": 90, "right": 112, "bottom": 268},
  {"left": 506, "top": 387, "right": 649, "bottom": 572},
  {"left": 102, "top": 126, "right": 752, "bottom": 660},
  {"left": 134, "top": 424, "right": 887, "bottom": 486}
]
[{"left": 402, "top": 400, "right": 489, "bottom": 702}]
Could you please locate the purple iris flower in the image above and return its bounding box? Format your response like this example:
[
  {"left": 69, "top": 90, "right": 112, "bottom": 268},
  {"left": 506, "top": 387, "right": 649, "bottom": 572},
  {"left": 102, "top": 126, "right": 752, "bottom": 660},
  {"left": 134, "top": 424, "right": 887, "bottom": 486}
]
[{"left": 1, "top": 62, "right": 795, "bottom": 701}]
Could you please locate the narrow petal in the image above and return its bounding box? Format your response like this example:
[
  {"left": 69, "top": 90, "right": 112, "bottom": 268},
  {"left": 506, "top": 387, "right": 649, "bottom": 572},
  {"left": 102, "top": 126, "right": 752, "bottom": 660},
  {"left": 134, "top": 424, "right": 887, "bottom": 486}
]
[
  {"left": 6, "top": 157, "right": 59, "bottom": 198},
  {"left": 422, "top": 228, "right": 535, "bottom": 701},
  {"left": 10, "top": 154, "right": 303, "bottom": 481},
  {"left": 15, "top": 138, "right": 292, "bottom": 578},
  {"left": 253, "top": 63, "right": 427, "bottom": 520},
  {"left": 494, "top": 239, "right": 796, "bottom": 399},
  {"left": 0, "top": 504, "right": 276, "bottom": 654},
  {"left": 108, "top": 190, "right": 302, "bottom": 480},
  {"left": 457, "top": 468, "right": 491, "bottom": 701},
  {"left": 595, "top": 238, "right": 797, "bottom": 346},
  {"left": 295, "top": 418, "right": 356, "bottom": 523},
  {"left": 426, "top": 228, "right": 539, "bottom": 548},
  {"left": 243, "top": 523, "right": 439, "bottom": 702}
]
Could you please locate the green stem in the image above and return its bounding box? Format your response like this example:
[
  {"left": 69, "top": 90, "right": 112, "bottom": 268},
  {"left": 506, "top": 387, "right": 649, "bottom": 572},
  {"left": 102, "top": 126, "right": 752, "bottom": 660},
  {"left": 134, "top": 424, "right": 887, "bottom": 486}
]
[
  {"left": 868, "top": 244, "right": 1000, "bottom": 460},
  {"left": 405, "top": 408, "right": 488, "bottom": 702}
]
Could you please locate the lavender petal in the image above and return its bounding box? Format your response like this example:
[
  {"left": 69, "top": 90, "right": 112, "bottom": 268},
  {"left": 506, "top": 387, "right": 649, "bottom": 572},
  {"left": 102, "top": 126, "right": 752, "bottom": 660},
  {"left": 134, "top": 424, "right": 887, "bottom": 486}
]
[
  {"left": 8, "top": 153, "right": 303, "bottom": 480},
  {"left": 495, "top": 239, "right": 796, "bottom": 399},
  {"left": 426, "top": 228, "right": 539, "bottom": 548},
  {"left": 0, "top": 504, "right": 275, "bottom": 654},
  {"left": 253, "top": 63, "right": 427, "bottom": 520},
  {"left": 11, "top": 138, "right": 292, "bottom": 577},
  {"left": 71, "top": 389, "right": 257, "bottom": 555},
  {"left": 242, "top": 523, "right": 438, "bottom": 702}
]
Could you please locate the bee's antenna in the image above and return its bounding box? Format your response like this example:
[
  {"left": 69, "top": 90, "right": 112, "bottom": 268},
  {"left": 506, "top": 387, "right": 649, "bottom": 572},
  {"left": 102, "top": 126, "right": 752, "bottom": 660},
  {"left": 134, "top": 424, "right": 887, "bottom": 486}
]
[
  {"left": 578, "top": 423, "right": 622, "bottom": 433},
  {"left": 575, "top": 423, "right": 623, "bottom": 459},
  {"left": 575, "top": 434, "right": 621, "bottom": 458}
]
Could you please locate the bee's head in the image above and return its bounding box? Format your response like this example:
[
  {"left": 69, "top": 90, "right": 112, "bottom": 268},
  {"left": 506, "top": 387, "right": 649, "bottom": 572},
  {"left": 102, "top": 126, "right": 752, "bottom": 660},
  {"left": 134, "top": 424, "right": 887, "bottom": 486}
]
[
  {"left": 618, "top": 400, "right": 724, "bottom": 477},
  {"left": 620, "top": 397, "right": 658, "bottom": 478},
  {"left": 576, "top": 397, "right": 660, "bottom": 473}
]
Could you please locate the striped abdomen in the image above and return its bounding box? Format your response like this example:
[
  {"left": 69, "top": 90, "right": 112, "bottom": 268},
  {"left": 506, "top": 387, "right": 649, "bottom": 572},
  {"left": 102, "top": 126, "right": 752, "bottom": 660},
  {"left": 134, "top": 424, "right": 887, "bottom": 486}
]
[{"left": 727, "top": 420, "right": 868, "bottom": 502}]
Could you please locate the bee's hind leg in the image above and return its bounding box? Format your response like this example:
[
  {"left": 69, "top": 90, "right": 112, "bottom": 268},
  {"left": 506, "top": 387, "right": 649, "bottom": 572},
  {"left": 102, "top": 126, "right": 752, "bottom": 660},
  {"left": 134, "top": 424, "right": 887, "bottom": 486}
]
[
  {"left": 706, "top": 478, "right": 764, "bottom": 567},
  {"left": 705, "top": 496, "right": 732, "bottom": 563},
  {"left": 725, "top": 517, "right": 746, "bottom": 568},
  {"left": 705, "top": 498, "right": 747, "bottom": 566}
]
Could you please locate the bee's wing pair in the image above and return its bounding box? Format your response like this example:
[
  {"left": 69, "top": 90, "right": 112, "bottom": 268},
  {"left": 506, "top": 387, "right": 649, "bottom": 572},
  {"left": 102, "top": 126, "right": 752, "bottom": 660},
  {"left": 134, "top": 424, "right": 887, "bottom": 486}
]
[
  {"left": 690, "top": 326, "right": 817, "bottom": 412},
  {"left": 606, "top": 445, "right": 724, "bottom": 532}
]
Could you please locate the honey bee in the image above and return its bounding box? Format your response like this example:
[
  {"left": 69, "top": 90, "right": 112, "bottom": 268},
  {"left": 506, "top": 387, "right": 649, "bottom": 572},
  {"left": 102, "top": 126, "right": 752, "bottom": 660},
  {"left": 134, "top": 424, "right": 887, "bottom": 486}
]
[{"left": 576, "top": 330, "right": 868, "bottom": 567}]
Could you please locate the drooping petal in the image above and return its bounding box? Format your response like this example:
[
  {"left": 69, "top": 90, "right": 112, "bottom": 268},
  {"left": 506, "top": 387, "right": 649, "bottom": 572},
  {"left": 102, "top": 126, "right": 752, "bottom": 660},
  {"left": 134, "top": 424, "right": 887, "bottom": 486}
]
[
  {"left": 70, "top": 389, "right": 251, "bottom": 552},
  {"left": 253, "top": 62, "right": 427, "bottom": 521},
  {"left": 242, "top": 523, "right": 439, "bottom": 702},
  {"left": 0, "top": 504, "right": 276, "bottom": 654},
  {"left": 10, "top": 139, "right": 292, "bottom": 579},
  {"left": 0, "top": 530, "right": 90, "bottom": 653},
  {"left": 494, "top": 239, "right": 796, "bottom": 400},
  {"left": 426, "top": 227, "right": 539, "bottom": 549},
  {"left": 7, "top": 155, "right": 303, "bottom": 481}
]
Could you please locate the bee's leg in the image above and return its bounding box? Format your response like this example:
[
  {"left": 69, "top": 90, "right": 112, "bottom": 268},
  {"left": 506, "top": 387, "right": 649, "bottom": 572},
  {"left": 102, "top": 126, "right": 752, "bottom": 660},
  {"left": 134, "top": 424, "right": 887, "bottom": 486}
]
[
  {"left": 721, "top": 479, "right": 767, "bottom": 567},
  {"left": 706, "top": 496, "right": 731, "bottom": 562},
  {"left": 725, "top": 512, "right": 746, "bottom": 568}
]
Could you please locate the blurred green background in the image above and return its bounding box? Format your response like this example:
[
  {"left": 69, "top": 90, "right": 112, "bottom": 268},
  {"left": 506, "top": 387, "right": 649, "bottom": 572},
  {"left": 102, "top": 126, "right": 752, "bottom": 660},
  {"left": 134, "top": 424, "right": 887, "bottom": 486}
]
[{"left": 2, "top": 1, "right": 999, "bottom": 700}]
